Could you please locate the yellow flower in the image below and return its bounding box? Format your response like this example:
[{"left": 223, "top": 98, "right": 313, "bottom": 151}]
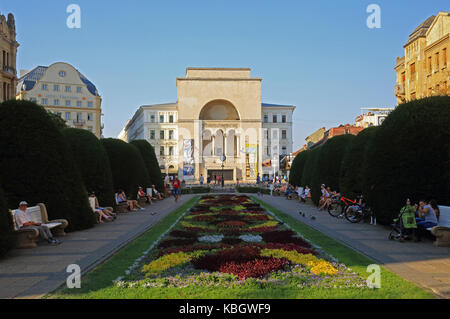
[
  {"left": 260, "top": 249, "right": 337, "bottom": 275},
  {"left": 142, "top": 251, "right": 207, "bottom": 276}
]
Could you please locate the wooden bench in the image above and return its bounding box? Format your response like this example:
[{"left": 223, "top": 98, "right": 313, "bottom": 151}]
[
  {"left": 430, "top": 206, "right": 450, "bottom": 247},
  {"left": 9, "top": 203, "right": 68, "bottom": 248},
  {"left": 288, "top": 193, "right": 299, "bottom": 200},
  {"left": 115, "top": 194, "right": 129, "bottom": 213}
]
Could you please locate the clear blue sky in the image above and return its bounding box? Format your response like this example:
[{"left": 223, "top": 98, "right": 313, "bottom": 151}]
[{"left": 3, "top": 1, "right": 449, "bottom": 150}]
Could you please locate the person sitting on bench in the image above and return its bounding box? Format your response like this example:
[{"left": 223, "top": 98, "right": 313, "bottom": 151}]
[
  {"left": 14, "top": 201, "right": 60, "bottom": 245},
  {"left": 151, "top": 185, "right": 163, "bottom": 200},
  {"left": 416, "top": 199, "right": 438, "bottom": 241},
  {"left": 89, "top": 192, "right": 116, "bottom": 223},
  {"left": 138, "top": 187, "right": 153, "bottom": 204},
  {"left": 117, "top": 190, "right": 144, "bottom": 211}
]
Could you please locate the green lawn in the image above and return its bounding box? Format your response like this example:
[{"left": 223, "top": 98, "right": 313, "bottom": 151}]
[{"left": 48, "top": 195, "right": 435, "bottom": 299}]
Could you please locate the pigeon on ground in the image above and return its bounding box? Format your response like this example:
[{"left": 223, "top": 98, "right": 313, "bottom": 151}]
[{"left": 310, "top": 216, "right": 316, "bottom": 220}]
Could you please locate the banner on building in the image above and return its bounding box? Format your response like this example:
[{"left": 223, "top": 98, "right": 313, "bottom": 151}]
[
  {"left": 183, "top": 139, "right": 194, "bottom": 177},
  {"left": 245, "top": 144, "right": 258, "bottom": 179}
]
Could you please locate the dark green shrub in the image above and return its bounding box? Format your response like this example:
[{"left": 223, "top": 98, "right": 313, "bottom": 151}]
[
  {"left": 130, "top": 140, "right": 164, "bottom": 192},
  {"left": 236, "top": 186, "right": 270, "bottom": 194},
  {"left": 0, "top": 185, "right": 16, "bottom": 257},
  {"left": 101, "top": 138, "right": 150, "bottom": 200},
  {"left": 310, "top": 135, "right": 355, "bottom": 205},
  {"left": 301, "top": 146, "right": 322, "bottom": 204},
  {"left": 62, "top": 128, "right": 115, "bottom": 207},
  {"left": 289, "top": 150, "right": 310, "bottom": 187},
  {"left": 181, "top": 187, "right": 211, "bottom": 194},
  {"left": 339, "top": 127, "right": 379, "bottom": 199},
  {"left": 364, "top": 96, "right": 450, "bottom": 224},
  {"left": 46, "top": 110, "right": 68, "bottom": 130},
  {"left": 0, "top": 100, "right": 95, "bottom": 231}
]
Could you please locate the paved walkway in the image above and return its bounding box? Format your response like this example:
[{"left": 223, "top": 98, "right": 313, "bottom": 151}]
[
  {"left": 255, "top": 194, "right": 450, "bottom": 299},
  {"left": 0, "top": 195, "right": 195, "bottom": 299}
]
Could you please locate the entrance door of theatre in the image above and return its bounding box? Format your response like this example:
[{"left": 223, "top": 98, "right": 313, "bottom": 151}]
[{"left": 207, "top": 169, "right": 234, "bottom": 181}]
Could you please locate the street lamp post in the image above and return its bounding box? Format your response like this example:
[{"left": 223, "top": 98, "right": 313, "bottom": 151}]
[{"left": 220, "top": 154, "right": 226, "bottom": 188}]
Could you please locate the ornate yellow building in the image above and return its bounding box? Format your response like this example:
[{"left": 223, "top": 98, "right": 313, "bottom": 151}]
[
  {"left": 16, "top": 62, "right": 103, "bottom": 138},
  {"left": 0, "top": 12, "right": 19, "bottom": 102},
  {"left": 395, "top": 12, "right": 449, "bottom": 104}
]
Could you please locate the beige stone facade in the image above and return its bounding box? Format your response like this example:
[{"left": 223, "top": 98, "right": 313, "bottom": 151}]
[
  {"left": 395, "top": 12, "right": 450, "bottom": 104},
  {"left": 16, "top": 62, "right": 103, "bottom": 138},
  {"left": 122, "top": 68, "right": 295, "bottom": 182},
  {"left": 0, "top": 12, "right": 19, "bottom": 102}
]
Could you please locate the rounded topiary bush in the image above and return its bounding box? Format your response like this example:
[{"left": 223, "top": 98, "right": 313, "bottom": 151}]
[
  {"left": 289, "top": 150, "right": 310, "bottom": 187},
  {"left": 62, "top": 128, "right": 115, "bottom": 207},
  {"left": 364, "top": 96, "right": 450, "bottom": 225},
  {"left": 101, "top": 138, "right": 150, "bottom": 200},
  {"left": 0, "top": 100, "right": 95, "bottom": 231},
  {"left": 0, "top": 185, "right": 16, "bottom": 257},
  {"left": 130, "top": 140, "right": 164, "bottom": 192},
  {"left": 339, "top": 127, "right": 379, "bottom": 200},
  {"left": 301, "top": 145, "right": 322, "bottom": 203},
  {"left": 310, "top": 135, "right": 355, "bottom": 205}
]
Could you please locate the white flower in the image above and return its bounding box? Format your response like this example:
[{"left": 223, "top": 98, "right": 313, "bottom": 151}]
[
  {"left": 198, "top": 234, "right": 224, "bottom": 243},
  {"left": 239, "top": 234, "right": 262, "bottom": 242}
]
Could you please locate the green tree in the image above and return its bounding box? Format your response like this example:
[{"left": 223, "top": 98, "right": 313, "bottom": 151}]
[
  {"left": 0, "top": 100, "right": 95, "bottom": 231},
  {"left": 46, "top": 110, "right": 67, "bottom": 130},
  {"left": 130, "top": 140, "right": 164, "bottom": 192},
  {"left": 101, "top": 138, "right": 151, "bottom": 200},
  {"left": 300, "top": 145, "right": 322, "bottom": 203},
  {"left": 62, "top": 128, "right": 115, "bottom": 207},
  {"left": 364, "top": 96, "right": 450, "bottom": 224}
]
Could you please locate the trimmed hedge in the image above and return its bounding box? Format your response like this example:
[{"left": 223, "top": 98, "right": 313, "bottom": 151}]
[
  {"left": 101, "top": 138, "right": 150, "bottom": 200},
  {"left": 289, "top": 150, "right": 310, "bottom": 187},
  {"left": 181, "top": 187, "right": 211, "bottom": 194},
  {"left": 290, "top": 96, "right": 449, "bottom": 225},
  {"left": 62, "top": 128, "right": 115, "bottom": 207},
  {"left": 236, "top": 186, "right": 271, "bottom": 194},
  {"left": 0, "top": 185, "right": 16, "bottom": 257},
  {"left": 339, "top": 126, "right": 379, "bottom": 200},
  {"left": 363, "top": 96, "right": 450, "bottom": 224},
  {"left": 0, "top": 100, "right": 95, "bottom": 231},
  {"left": 310, "top": 135, "right": 355, "bottom": 205},
  {"left": 130, "top": 140, "right": 164, "bottom": 192}
]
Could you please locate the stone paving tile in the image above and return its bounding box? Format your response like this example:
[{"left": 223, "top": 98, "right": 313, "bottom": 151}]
[
  {"left": 255, "top": 195, "right": 450, "bottom": 299},
  {"left": 0, "top": 195, "right": 196, "bottom": 299}
]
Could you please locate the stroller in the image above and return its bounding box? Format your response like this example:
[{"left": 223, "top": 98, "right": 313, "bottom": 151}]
[{"left": 388, "top": 207, "right": 417, "bottom": 242}]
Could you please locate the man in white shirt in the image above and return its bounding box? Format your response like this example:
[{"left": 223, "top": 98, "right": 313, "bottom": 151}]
[{"left": 14, "top": 201, "right": 59, "bottom": 245}]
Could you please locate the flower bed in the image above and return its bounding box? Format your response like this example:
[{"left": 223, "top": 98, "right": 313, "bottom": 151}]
[{"left": 116, "top": 195, "right": 368, "bottom": 289}]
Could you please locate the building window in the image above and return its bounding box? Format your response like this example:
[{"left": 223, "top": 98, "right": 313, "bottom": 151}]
[
  {"left": 77, "top": 101, "right": 82, "bottom": 107},
  {"left": 150, "top": 115, "right": 155, "bottom": 123},
  {"left": 266, "top": 146, "right": 270, "bottom": 156},
  {"left": 150, "top": 130, "right": 155, "bottom": 139},
  {"left": 88, "top": 102, "right": 93, "bottom": 108},
  {"left": 159, "top": 114, "right": 164, "bottom": 123},
  {"left": 282, "top": 130, "right": 287, "bottom": 139},
  {"left": 88, "top": 113, "right": 93, "bottom": 121},
  {"left": 65, "top": 86, "right": 71, "bottom": 92},
  {"left": 272, "top": 115, "right": 277, "bottom": 123},
  {"left": 443, "top": 48, "right": 447, "bottom": 66},
  {"left": 59, "top": 71, "right": 66, "bottom": 77},
  {"left": 265, "top": 129, "right": 269, "bottom": 139},
  {"left": 53, "top": 84, "right": 59, "bottom": 92},
  {"left": 160, "top": 146, "right": 165, "bottom": 156},
  {"left": 42, "top": 84, "right": 48, "bottom": 91},
  {"left": 169, "top": 115, "right": 174, "bottom": 123},
  {"left": 65, "top": 100, "right": 71, "bottom": 106},
  {"left": 160, "top": 130, "right": 164, "bottom": 139},
  {"left": 42, "top": 98, "right": 48, "bottom": 105},
  {"left": 282, "top": 146, "right": 287, "bottom": 155},
  {"left": 54, "top": 99, "right": 59, "bottom": 106},
  {"left": 263, "top": 114, "right": 268, "bottom": 123},
  {"left": 169, "top": 146, "right": 174, "bottom": 156},
  {"left": 65, "top": 112, "right": 71, "bottom": 120},
  {"left": 282, "top": 115, "right": 286, "bottom": 123},
  {"left": 169, "top": 130, "right": 174, "bottom": 140},
  {"left": 77, "top": 87, "right": 82, "bottom": 93}
]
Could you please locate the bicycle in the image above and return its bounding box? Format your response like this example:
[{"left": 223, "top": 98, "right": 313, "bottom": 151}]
[
  {"left": 344, "top": 203, "right": 373, "bottom": 223},
  {"left": 328, "top": 195, "right": 357, "bottom": 218}
]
